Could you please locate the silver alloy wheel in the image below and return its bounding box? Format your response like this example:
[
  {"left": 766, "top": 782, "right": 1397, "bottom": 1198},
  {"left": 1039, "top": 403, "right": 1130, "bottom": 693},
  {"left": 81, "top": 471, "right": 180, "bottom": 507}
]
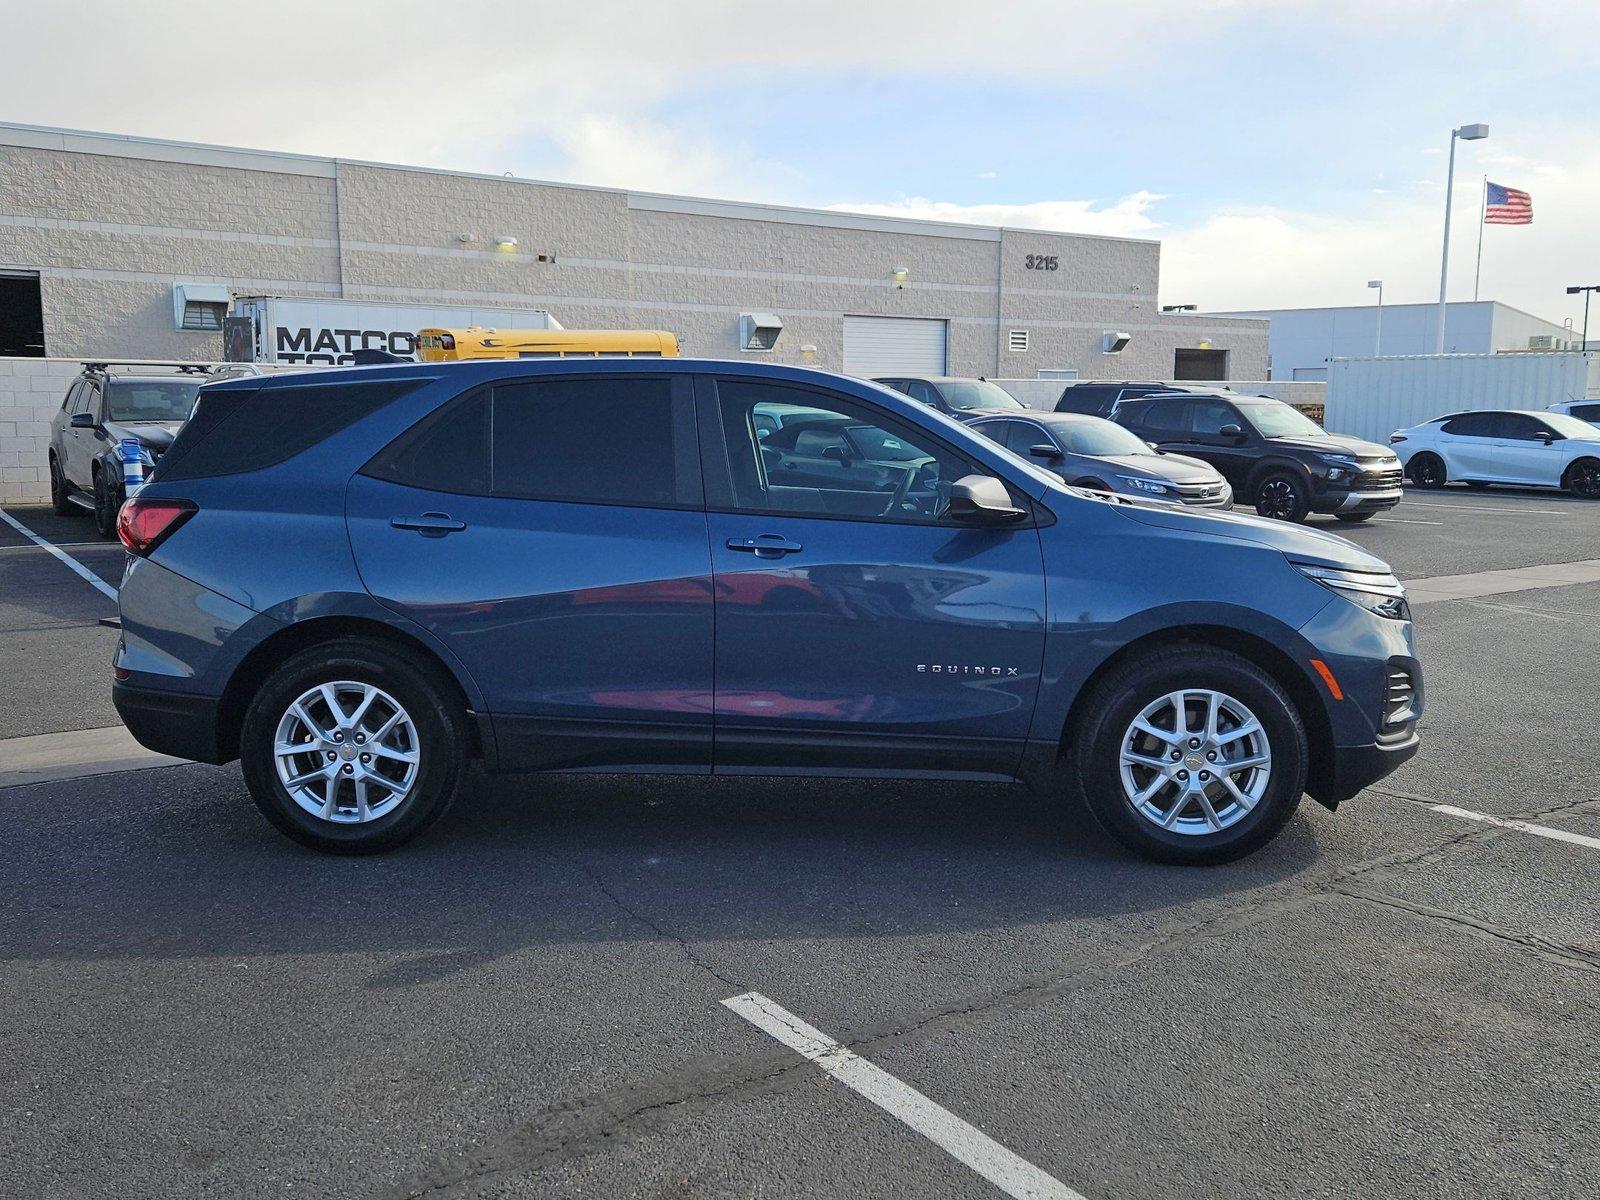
[
  {"left": 273, "top": 681, "right": 420, "bottom": 824},
  {"left": 1118, "top": 689, "right": 1272, "bottom": 836}
]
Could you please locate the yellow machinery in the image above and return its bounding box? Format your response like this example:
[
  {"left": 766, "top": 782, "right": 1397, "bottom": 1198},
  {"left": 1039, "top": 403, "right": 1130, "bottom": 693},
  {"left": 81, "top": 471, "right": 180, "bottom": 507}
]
[{"left": 417, "top": 328, "right": 679, "bottom": 361}]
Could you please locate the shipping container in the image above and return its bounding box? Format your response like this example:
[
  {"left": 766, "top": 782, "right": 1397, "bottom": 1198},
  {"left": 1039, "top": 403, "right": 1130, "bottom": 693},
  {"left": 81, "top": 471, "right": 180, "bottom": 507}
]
[
  {"left": 1324, "top": 353, "right": 1600, "bottom": 442},
  {"left": 232, "top": 297, "right": 563, "bottom": 365}
]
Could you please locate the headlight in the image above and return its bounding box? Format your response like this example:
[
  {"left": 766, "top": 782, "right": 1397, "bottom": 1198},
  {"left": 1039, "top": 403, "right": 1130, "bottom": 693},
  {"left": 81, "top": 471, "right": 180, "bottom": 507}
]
[
  {"left": 1118, "top": 475, "right": 1169, "bottom": 494},
  {"left": 1295, "top": 562, "right": 1410, "bottom": 621}
]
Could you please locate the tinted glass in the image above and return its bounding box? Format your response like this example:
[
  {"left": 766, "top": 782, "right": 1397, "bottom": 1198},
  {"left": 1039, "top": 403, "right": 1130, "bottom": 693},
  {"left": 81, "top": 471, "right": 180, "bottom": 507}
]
[
  {"left": 1137, "top": 398, "right": 1189, "bottom": 433},
  {"left": 366, "top": 390, "right": 490, "bottom": 494},
  {"left": 491, "top": 377, "right": 696, "bottom": 507},
  {"left": 1570, "top": 403, "right": 1600, "bottom": 424},
  {"left": 61, "top": 382, "right": 83, "bottom": 414},
  {"left": 1495, "top": 412, "right": 1545, "bottom": 440},
  {"left": 106, "top": 379, "right": 201, "bottom": 422},
  {"left": 155, "top": 378, "right": 424, "bottom": 482},
  {"left": 1055, "top": 385, "right": 1114, "bottom": 414},
  {"left": 936, "top": 380, "right": 1024, "bottom": 411},
  {"left": 1003, "top": 421, "right": 1047, "bottom": 456},
  {"left": 903, "top": 380, "right": 940, "bottom": 407},
  {"left": 716, "top": 380, "right": 991, "bottom": 523},
  {"left": 1054, "top": 418, "right": 1154, "bottom": 457},
  {"left": 1187, "top": 398, "right": 1238, "bottom": 436},
  {"left": 1441, "top": 413, "right": 1496, "bottom": 437}
]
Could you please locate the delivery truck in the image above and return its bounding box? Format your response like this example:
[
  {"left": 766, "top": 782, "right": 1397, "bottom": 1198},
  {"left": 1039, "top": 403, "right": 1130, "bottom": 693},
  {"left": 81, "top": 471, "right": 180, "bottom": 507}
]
[{"left": 230, "top": 297, "right": 564, "bottom": 365}]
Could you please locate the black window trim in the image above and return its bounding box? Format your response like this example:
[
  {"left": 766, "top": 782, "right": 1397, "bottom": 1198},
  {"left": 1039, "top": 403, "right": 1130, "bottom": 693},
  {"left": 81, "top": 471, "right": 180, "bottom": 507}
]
[
  {"left": 694, "top": 374, "right": 1037, "bottom": 530},
  {"left": 363, "top": 373, "right": 704, "bottom": 513}
]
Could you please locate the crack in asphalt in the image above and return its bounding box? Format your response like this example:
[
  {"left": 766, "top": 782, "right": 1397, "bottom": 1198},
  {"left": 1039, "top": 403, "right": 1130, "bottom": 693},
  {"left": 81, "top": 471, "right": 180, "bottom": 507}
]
[{"left": 376, "top": 793, "right": 1598, "bottom": 1198}]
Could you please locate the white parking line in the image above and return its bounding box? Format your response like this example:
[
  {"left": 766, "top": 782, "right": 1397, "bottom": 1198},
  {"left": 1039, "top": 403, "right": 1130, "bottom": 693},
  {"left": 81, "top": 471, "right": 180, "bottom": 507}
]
[
  {"left": 1430, "top": 804, "right": 1600, "bottom": 851},
  {"left": 1369, "top": 516, "right": 1444, "bottom": 525},
  {"left": 1402, "top": 501, "right": 1569, "bottom": 515},
  {"left": 0, "top": 509, "right": 119, "bottom": 601},
  {"left": 724, "top": 992, "right": 1086, "bottom": 1200}
]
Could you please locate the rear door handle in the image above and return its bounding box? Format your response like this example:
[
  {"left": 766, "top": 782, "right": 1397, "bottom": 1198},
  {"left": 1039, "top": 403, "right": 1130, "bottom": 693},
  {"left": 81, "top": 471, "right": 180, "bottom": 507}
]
[
  {"left": 391, "top": 512, "right": 467, "bottom": 537},
  {"left": 725, "top": 535, "right": 803, "bottom": 559}
]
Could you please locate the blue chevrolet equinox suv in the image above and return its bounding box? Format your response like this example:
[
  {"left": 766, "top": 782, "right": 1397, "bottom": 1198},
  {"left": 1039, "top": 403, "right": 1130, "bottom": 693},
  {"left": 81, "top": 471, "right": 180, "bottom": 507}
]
[{"left": 111, "top": 359, "right": 1421, "bottom": 864}]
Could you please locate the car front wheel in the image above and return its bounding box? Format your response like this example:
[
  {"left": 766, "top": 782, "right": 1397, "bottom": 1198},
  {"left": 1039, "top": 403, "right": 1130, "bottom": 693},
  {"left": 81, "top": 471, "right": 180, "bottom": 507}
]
[
  {"left": 240, "top": 638, "right": 469, "bottom": 854},
  {"left": 1254, "top": 472, "right": 1309, "bottom": 522},
  {"left": 1563, "top": 457, "right": 1600, "bottom": 499},
  {"left": 1070, "top": 646, "right": 1307, "bottom": 865}
]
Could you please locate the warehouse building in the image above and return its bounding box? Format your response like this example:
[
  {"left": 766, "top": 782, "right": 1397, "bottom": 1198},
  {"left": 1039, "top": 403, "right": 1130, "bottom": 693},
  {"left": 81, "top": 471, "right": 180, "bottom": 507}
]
[
  {"left": 1213, "top": 300, "right": 1571, "bottom": 381},
  {"left": 0, "top": 122, "right": 1265, "bottom": 380}
]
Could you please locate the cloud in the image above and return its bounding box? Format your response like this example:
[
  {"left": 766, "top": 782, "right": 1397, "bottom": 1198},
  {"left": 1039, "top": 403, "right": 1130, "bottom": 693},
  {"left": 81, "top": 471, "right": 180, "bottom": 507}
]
[
  {"left": 826, "top": 192, "right": 1166, "bottom": 240},
  {"left": 975, "top": 171, "right": 998, "bottom": 180}
]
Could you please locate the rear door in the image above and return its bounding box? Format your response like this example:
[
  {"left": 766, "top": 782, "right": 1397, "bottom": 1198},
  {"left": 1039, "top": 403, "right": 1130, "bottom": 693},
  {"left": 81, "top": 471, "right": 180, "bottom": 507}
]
[
  {"left": 700, "top": 375, "right": 1046, "bottom": 779},
  {"left": 1438, "top": 413, "right": 1499, "bottom": 478},
  {"left": 348, "top": 372, "right": 715, "bottom": 772}
]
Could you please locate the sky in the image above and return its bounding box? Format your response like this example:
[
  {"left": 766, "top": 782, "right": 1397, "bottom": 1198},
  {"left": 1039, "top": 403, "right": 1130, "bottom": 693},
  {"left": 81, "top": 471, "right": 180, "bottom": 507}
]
[{"left": 3, "top": 0, "right": 1597, "bottom": 327}]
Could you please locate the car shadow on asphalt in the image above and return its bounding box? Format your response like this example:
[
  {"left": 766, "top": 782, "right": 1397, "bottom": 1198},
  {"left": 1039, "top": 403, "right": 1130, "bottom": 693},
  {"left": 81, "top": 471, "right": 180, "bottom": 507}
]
[{"left": 0, "top": 764, "right": 1330, "bottom": 972}]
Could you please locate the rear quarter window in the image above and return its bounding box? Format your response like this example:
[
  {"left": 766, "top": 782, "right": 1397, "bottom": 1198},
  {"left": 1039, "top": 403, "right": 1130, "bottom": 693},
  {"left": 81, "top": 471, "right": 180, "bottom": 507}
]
[{"left": 152, "top": 378, "right": 426, "bottom": 482}]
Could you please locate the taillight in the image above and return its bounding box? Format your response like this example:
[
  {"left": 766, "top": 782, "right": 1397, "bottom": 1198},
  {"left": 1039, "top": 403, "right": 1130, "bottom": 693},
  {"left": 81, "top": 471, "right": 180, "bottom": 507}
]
[{"left": 117, "top": 497, "right": 196, "bottom": 556}]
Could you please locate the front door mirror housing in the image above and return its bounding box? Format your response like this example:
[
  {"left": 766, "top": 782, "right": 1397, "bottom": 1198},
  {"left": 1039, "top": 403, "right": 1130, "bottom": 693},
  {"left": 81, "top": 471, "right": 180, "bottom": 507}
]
[
  {"left": 1219, "top": 423, "right": 1244, "bottom": 440},
  {"left": 70, "top": 412, "right": 96, "bottom": 429},
  {"left": 1027, "top": 443, "right": 1064, "bottom": 463},
  {"left": 947, "top": 474, "right": 1028, "bottom": 524}
]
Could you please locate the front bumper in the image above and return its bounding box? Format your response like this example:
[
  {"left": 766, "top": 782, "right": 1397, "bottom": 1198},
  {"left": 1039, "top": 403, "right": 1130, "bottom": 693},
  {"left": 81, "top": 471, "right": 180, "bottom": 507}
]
[
  {"left": 1316, "top": 486, "right": 1403, "bottom": 514},
  {"left": 1309, "top": 730, "right": 1420, "bottom": 807},
  {"left": 113, "top": 681, "right": 229, "bottom": 764}
]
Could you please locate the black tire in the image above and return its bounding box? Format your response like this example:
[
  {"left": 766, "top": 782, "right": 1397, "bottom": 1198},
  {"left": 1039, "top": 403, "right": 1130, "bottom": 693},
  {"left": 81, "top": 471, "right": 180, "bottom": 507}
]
[
  {"left": 1407, "top": 453, "right": 1446, "bottom": 489},
  {"left": 1069, "top": 646, "right": 1307, "bottom": 865},
  {"left": 49, "top": 454, "right": 77, "bottom": 517},
  {"left": 1335, "top": 512, "right": 1375, "bottom": 523},
  {"left": 1253, "top": 471, "right": 1310, "bottom": 522},
  {"left": 239, "top": 637, "right": 469, "bottom": 854},
  {"left": 92, "top": 469, "right": 120, "bottom": 540},
  {"left": 1562, "top": 457, "right": 1600, "bottom": 499}
]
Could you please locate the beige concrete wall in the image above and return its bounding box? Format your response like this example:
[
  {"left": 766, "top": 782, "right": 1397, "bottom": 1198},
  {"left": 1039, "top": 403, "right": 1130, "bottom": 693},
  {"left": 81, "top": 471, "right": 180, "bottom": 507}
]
[{"left": 0, "top": 358, "right": 83, "bottom": 502}]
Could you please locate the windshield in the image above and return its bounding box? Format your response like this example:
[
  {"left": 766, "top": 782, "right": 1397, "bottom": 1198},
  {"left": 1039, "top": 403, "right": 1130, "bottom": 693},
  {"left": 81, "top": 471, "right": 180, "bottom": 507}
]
[
  {"left": 938, "top": 381, "right": 1024, "bottom": 411},
  {"left": 846, "top": 425, "right": 930, "bottom": 462},
  {"left": 106, "top": 379, "right": 201, "bottom": 423},
  {"left": 1236, "top": 398, "right": 1326, "bottom": 439},
  {"left": 1542, "top": 412, "right": 1600, "bottom": 439},
  {"left": 1053, "top": 418, "right": 1154, "bottom": 457}
]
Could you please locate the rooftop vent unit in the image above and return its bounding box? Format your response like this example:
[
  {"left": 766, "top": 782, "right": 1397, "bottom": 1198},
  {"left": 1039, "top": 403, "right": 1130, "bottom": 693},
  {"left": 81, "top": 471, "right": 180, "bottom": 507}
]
[
  {"left": 739, "top": 312, "right": 783, "bottom": 352},
  {"left": 172, "top": 282, "right": 230, "bottom": 332},
  {"left": 1101, "top": 330, "right": 1131, "bottom": 354}
]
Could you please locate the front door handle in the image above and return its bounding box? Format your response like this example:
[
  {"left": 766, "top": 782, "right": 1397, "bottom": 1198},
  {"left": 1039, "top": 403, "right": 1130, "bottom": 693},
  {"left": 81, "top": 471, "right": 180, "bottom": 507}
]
[
  {"left": 391, "top": 512, "right": 467, "bottom": 537},
  {"left": 726, "top": 534, "right": 803, "bottom": 559}
]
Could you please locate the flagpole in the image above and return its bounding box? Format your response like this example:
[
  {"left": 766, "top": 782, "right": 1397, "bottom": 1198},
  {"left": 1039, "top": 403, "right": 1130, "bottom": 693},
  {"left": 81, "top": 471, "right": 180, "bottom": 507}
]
[{"left": 1473, "top": 175, "right": 1487, "bottom": 301}]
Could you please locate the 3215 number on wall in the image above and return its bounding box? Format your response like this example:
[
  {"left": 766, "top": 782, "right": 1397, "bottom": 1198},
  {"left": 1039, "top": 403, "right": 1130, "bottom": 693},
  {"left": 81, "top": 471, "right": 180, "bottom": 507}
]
[{"left": 1024, "top": 254, "right": 1059, "bottom": 271}]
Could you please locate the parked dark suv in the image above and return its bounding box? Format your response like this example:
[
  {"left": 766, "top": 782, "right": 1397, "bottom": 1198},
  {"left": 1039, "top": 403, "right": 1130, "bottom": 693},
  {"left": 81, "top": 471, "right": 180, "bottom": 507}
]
[
  {"left": 873, "top": 376, "right": 1027, "bottom": 421},
  {"left": 1113, "top": 391, "right": 1404, "bottom": 523},
  {"left": 1052, "top": 381, "right": 1181, "bottom": 417},
  {"left": 113, "top": 360, "right": 1421, "bottom": 864},
  {"left": 48, "top": 364, "right": 205, "bottom": 537}
]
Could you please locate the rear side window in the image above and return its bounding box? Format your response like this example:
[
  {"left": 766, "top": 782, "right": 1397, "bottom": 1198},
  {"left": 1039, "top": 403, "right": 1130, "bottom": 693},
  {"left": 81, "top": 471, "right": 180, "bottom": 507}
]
[
  {"left": 1055, "top": 385, "right": 1111, "bottom": 414},
  {"left": 365, "top": 376, "right": 699, "bottom": 508},
  {"left": 154, "top": 378, "right": 425, "bottom": 482},
  {"left": 1441, "top": 412, "right": 1496, "bottom": 437},
  {"left": 1571, "top": 403, "right": 1600, "bottom": 424}
]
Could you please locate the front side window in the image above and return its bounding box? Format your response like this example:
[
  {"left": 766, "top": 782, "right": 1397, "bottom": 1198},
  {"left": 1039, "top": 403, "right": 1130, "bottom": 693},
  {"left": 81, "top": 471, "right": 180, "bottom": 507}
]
[
  {"left": 903, "top": 380, "right": 940, "bottom": 407},
  {"left": 1495, "top": 412, "right": 1547, "bottom": 441},
  {"left": 715, "top": 380, "right": 1000, "bottom": 523},
  {"left": 1187, "top": 399, "right": 1240, "bottom": 436}
]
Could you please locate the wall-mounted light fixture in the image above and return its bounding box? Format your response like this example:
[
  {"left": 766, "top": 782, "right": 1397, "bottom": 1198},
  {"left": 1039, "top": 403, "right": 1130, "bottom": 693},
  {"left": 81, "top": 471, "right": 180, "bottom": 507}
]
[
  {"left": 891, "top": 266, "right": 909, "bottom": 289},
  {"left": 799, "top": 343, "right": 817, "bottom": 361},
  {"left": 495, "top": 236, "right": 519, "bottom": 253},
  {"left": 457, "top": 233, "right": 476, "bottom": 244}
]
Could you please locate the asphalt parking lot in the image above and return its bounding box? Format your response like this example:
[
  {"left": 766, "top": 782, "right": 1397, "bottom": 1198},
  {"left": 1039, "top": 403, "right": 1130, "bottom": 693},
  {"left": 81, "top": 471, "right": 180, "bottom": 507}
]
[{"left": 1, "top": 489, "right": 1596, "bottom": 1200}]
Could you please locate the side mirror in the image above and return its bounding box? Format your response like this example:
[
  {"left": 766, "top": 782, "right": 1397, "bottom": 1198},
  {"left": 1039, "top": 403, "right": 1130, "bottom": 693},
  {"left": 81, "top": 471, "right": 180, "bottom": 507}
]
[
  {"left": 1533, "top": 430, "right": 1556, "bottom": 444},
  {"left": 1219, "top": 423, "right": 1244, "bottom": 439},
  {"left": 1147, "top": 441, "right": 1162, "bottom": 452},
  {"left": 1027, "top": 444, "right": 1064, "bottom": 463},
  {"left": 947, "top": 474, "right": 1028, "bottom": 525},
  {"left": 70, "top": 412, "right": 96, "bottom": 429},
  {"left": 821, "top": 445, "right": 852, "bottom": 463}
]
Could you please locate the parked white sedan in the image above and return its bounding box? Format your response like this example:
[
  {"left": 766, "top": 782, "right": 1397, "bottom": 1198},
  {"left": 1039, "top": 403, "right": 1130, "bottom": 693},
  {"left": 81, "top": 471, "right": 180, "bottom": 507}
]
[{"left": 1390, "top": 410, "right": 1600, "bottom": 498}]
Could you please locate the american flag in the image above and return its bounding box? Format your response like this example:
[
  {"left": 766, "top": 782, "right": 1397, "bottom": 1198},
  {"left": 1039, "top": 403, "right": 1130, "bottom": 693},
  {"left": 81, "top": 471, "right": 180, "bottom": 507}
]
[{"left": 1484, "top": 181, "right": 1532, "bottom": 225}]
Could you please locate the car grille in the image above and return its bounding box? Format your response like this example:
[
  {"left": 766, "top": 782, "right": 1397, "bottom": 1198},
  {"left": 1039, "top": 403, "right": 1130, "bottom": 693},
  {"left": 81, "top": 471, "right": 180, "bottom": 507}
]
[
  {"left": 1382, "top": 663, "right": 1419, "bottom": 737},
  {"left": 1357, "top": 462, "right": 1403, "bottom": 489},
  {"left": 1174, "top": 481, "right": 1230, "bottom": 507}
]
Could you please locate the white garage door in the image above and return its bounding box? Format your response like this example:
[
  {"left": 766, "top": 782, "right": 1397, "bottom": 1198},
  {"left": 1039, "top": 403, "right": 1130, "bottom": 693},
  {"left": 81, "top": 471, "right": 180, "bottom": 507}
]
[{"left": 842, "top": 316, "right": 948, "bottom": 378}]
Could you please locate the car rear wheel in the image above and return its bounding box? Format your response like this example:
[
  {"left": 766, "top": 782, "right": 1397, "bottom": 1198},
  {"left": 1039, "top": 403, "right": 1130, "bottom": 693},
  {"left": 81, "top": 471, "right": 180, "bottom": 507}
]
[
  {"left": 49, "top": 455, "right": 77, "bottom": 517},
  {"left": 1562, "top": 457, "right": 1600, "bottom": 499},
  {"left": 1253, "top": 472, "right": 1309, "bottom": 522},
  {"left": 1407, "top": 453, "right": 1446, "bottom": 488},
  {"left": 92, "top": 470, "right": 119, "bottom": 539},
  {"left": 240, "top": 638, "right": 469, "bottom": 854},
  {"left": 1070, "top": 646, "right": 1307, "bottom": 865}
]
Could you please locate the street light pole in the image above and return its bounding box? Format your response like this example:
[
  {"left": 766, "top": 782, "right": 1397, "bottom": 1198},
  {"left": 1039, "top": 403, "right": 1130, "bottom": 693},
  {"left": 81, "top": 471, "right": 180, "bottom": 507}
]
[
  {"left": 1569, "top": 285, "right": 1600, "bottom": 352},
  {"left": 1368, "top": 279, "right": 1384, "bottom": 357},
  {"left": 1435, "top": 123, "right": 1489, "bottom": 354}
]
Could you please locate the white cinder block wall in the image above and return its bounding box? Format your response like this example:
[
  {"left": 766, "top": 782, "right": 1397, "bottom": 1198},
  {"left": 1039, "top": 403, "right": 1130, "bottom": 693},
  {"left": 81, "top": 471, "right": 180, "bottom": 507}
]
[{"left": 0, "top": 358, "right": 83, "bottom": 503}]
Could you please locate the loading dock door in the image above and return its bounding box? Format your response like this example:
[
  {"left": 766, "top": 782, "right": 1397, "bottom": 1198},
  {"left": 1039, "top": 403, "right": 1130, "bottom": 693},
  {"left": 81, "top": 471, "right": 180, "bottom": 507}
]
[
  {"left": 842, "top": 316, "right": 948, "bottom": 378},
  {"left": 0, "top": 271, "right": 45, "bottom": 357},
  {"left": 1173, "top": 348, "right": 1228, "bottom": 381}
]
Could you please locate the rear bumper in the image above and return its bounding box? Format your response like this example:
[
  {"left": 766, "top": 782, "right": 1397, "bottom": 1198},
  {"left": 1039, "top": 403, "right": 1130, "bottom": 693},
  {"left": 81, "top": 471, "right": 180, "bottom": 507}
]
[
  {"left": 1309, "top": 730, "right": 1420, "bottom": 808},
  {"left": 112, "top": 682, "right": 229, "bottom": 764}
]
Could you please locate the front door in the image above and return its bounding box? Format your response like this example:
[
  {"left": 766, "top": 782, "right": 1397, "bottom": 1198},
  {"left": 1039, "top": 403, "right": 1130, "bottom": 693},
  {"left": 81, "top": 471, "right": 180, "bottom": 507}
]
[
  {"left": 1492, "top": 412, "right": 1563, "bottom": 485},
  {"left": 700, "top": 376, "right": 1047, "bottom": 779},
  {"left": 347, "top": 373, "right": 715, "bottom": 772}
]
